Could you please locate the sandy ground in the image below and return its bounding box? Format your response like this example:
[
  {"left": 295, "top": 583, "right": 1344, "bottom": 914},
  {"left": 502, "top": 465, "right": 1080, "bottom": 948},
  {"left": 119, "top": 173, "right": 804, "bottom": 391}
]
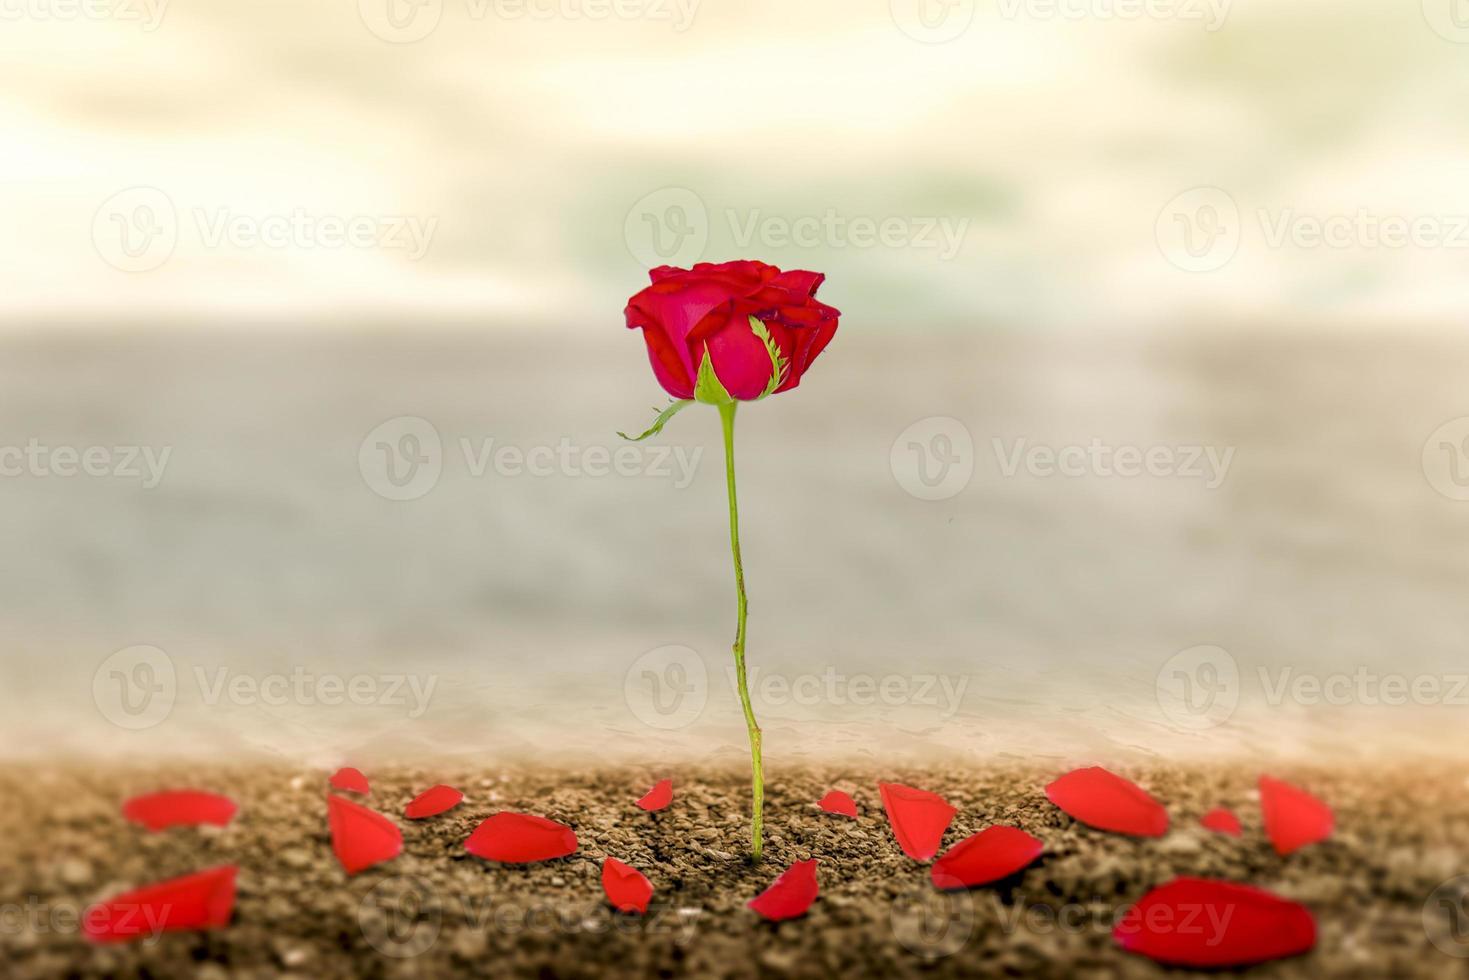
[{"left": 2, "top": 761, "right": 1466, "bottom": 979}]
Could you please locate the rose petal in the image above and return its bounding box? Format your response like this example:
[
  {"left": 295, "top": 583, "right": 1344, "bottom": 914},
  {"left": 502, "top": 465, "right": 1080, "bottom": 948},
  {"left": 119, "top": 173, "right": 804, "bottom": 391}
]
[
  {"left": 601, "top": 857, "right": 654, "bottom": 915},
  {"left": 465, "top": 812, "right": 578, "bottom": 863},
  {"left": 748, "top": 859, "right": 819, "bottom": 921},
  {"left": 329, "top": 767, "right": 370, "bottom": 795},
  {"left": 1259, "top": 776, "right": 1333, "bottom": 855},
  {"left": 636, "top": 779, "right": 673, "bottom": 812},
  {"left": 327, "top": 795, "right": 402, "bottom": 875},
  {"left": 626, "top": 277, "right": 746, "bottom": 388},
  {"left": 879, "top": 782, "right": 957, "bottom": 861},
  {"left": 404, "top": 784, "right": 464, "bottom": 820},
  {"left": 1114, "top": 877, "right": 1316, "bottom": 967},
  {"left": 1201, "top": 807, "right": 1243, "bottom": 837},
  {"left": 84, "top": 865, "right": 237, "bottom": 943},
  {"left": 1045, "top": 767, "right": 1169, "bottom": 837},
  {"left": 625, "top": 261, "right": 840, "bottom": 401},
  {"left": 818, "top": 790, "right": 857, "bottom": 818},
  {"left": 931, "top": 826, "right": 1044, "bottom": 890},
  {"left": 122, "top": 790, "right": 237, "bottom": 832}
]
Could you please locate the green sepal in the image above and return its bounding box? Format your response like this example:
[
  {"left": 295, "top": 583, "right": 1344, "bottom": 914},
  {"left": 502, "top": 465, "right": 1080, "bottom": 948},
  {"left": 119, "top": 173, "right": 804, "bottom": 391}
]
[
  {"left": 750, "top": 317, "right": 788, "bottom": 400},
  {"left": 693, "top": 347, "right": 733, "bottom": 406},
  {"left": 618, "top": 399, "right": 693, "bottom": 441}
]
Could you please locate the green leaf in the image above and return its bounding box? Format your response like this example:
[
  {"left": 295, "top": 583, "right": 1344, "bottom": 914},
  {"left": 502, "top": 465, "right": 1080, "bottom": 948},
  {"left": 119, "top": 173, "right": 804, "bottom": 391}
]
[
  {"left": 749, "top": 317, "right": 789, "bottom": 400},
  {"left": 618, "top": 399, "right": 693, "bottom": 441},
  {"left": 693, "top": 347, "right": 733, "bottom": 406}
]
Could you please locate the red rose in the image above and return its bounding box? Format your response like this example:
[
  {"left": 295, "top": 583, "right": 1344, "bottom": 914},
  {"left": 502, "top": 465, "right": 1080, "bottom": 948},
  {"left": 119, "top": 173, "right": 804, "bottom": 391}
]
[{"left": 624, "top": 260, "right": 840, "bottom": 401}]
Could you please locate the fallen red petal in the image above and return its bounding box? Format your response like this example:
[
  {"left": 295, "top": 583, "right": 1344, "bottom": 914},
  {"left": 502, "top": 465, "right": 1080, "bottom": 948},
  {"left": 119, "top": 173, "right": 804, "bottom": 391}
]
[
  {"left": 327, "top": 794, "right": 402, "bottom": 875},
  {"left": 818, "top": 790, "right": 858, "bottom": 818},
  {"left": 1259, "top": 776, "right": 1333, "bottom": 855},
  {"left": 636, "top": 778, "right": 673, "bottom": 812},
  {"left": 748, "top": 859, "right": 819, "bottom": 921},
  {"left": 122, "top": 790, "right": 237, "bottom": 832},
  {"left": 1114, "top": 877, "right": 1316, "bottom": 967},
  {"left": 931, "top": 826, "right": 1044, "bottom": 889},
  {"left": 1201, "top": 807, "right": 1243, "bottom": 837},
  {"left": 404, "top": 784, "right": 464, "bottom": 820},
  {"left": 602, "top": 857, "right": 654, "bottom": 915},
  {"left": 1045, "top": 767, "right": 1169, "bottom": 837},
  {"left": 329, "top": 767, "right": 370, "bottom": 794},
  {"left": 465, "top": 812, "right": 578, "bottom": 863},
  {"left": 879, "top": 782, "right": 957, "bottom": 861},
  {"left": 84, "top": 865, "right": 238, "bottom": 944}
]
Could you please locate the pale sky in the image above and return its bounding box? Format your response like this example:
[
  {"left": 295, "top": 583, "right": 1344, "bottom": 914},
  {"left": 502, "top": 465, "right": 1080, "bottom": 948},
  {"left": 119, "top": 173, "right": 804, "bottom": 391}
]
[{"left": 2, "top": 0, "right": 1466, "bottom": 326}]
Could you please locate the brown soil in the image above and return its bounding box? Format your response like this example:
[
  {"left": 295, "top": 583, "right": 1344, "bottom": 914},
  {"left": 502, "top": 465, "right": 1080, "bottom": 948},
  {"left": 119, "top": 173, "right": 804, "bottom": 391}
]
[{"left": 1, "top": 761, "right": 1465, "bottom": 978}]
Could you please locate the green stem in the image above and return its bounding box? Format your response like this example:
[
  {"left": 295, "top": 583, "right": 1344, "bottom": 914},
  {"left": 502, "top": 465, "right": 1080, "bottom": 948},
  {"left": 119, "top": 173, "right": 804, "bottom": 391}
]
[{"left": 719, "top": 401, "right": 763, "bottom": 862}]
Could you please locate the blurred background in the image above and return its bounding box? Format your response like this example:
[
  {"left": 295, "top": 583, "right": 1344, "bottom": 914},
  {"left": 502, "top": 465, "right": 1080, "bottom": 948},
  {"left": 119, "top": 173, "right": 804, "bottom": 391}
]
[{"left": 2, "top": 0, "right": 1467, "bottom": 770}]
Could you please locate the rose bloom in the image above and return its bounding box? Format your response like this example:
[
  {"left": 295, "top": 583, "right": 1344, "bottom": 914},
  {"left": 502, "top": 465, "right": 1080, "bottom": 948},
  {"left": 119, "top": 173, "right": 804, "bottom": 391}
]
[{"left": 624, "top": 260, "right": 840, "bottom": 401}]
